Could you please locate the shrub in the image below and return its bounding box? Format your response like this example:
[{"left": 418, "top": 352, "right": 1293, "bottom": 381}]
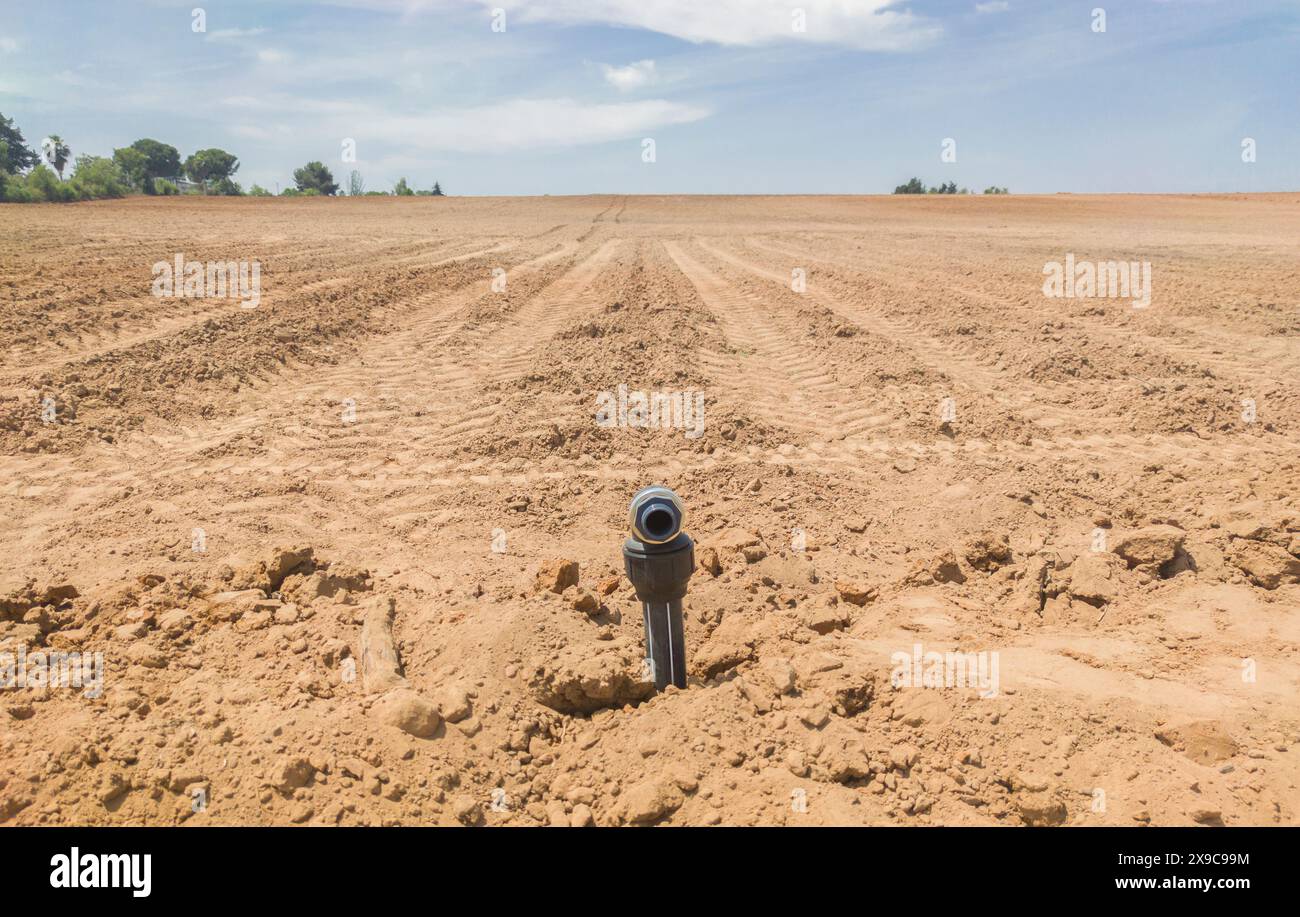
[
  {"left": 248, "top": 184, "right": 273, "bottom": 197},
  {"left": 3, "top": 172, "right": 32, "bottom": 202},
  {"left": 22, "top": 165, "right": 76, "bottom": 202},
  {"left": 0, "top": 165, "right": 75, "bottom": 202},
  {"left": 69, "top": 155, "right": 129, "bottom": 199},
  {"left": 154, "top": 178, "right": 179, "bottom": 195}
]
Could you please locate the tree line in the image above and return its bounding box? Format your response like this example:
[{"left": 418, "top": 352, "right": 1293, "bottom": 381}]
[
  {"left": 893, "top": 177, "right": 1009, "bottom": 195},
  {"left": 0, "top": 112, "right": 445, "bottom": 203}
]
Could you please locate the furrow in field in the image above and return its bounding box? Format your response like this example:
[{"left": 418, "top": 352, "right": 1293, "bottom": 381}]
[
  {"left": 759, "top": 232, "right": 1300, "bottom": 394},
  {"left": 783, "top": 234, "right": 1283, "bottom": 436},
  {"left": 352, "top": 238, "right": 624, "bottom": 447},
  {"left": 134, "top": 239, "right": 620, "bottom": 491},
  {"left": 684, "top": 238, "right": 930, "bottom": 441},
  {"left": 663, "top": 240, "right": 848, "bottom": 440},
  {"left": 0, "top": 237, "right": 520, "bottom": 380},
  {"left": 0, "top": 243, "right": 608, "bottom": 548},
  {"left": 10, "top": 425, "right": 1293, "bottom": 505},
  {"left": 694, "top": 236, "right": 1095, "bottom": 437}
]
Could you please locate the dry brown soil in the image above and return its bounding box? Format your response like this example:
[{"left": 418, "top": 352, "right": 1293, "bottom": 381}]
[{"left": 1, "top": 193, "right": 1298, "bottom": 826}]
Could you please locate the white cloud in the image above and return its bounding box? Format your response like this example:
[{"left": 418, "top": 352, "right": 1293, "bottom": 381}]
[
  {"left": 0, "top": 37, "right": 19, "bottom": 53},
  {"left": 219, "top": 94, "right": 356, "bottom": 115},
  {"left": 216, "top": 92, "right": 708, "bottom": 152},
  {"left": 328, "top": 1, "right": 938, "bottom": 50},
  {"left": 369, "top": 97, "right": 710, "bottom": 152},
  {"left": 328, "top": 0, "right": 444, "bottom": 14},
  {"left": 601, "top": 59, "right": 657, "bottom": 91},
  {"left": 258, "top": 48, "right": 290, "bottom": 63},
  {"left": 509, "top": 1, "right": 938, "bottom": 50},
  {"left": 206, "top": 27, "right": 269, "bottom": 41},
  {"left": 231, "top": 123, "right": 296, "bottom": 140},
  {"left": 975, "top": 2, "right": 1010, "bottom": 13}
]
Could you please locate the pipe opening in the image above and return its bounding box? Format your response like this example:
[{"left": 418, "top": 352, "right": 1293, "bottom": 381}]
[{"left": 643, "top": 508, "right": 675, "bottom": 540}]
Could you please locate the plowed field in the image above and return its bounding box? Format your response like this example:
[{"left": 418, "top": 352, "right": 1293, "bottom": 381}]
[{"left": 2, "top": 193, "right": 1298, "bottom": 826}]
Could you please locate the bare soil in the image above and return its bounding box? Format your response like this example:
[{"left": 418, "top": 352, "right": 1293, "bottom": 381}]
[{"left": 2, "top": 193, "right": 1298, "bottom": 826}]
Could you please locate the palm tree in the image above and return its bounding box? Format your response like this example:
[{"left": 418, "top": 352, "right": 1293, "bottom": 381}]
[{"left": 44, "top": 135, "right": 70, "bottom": 179}]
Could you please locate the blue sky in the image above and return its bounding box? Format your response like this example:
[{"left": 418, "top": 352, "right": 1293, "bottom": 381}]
[{"left": 2, "top": 0, "right": 1297, "bottom": 194}]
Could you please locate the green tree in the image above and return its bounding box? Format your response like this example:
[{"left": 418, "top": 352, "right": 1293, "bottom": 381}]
[
  {"left": 293, "top": 161, "right": 338, "bottom": 195},
  {"left": 347, "top": 170, "right": 365, "bottom": 196},
  {"left": 248, "top": 184, "right": 273, "bottom": 197},
  {"left": 393, "top": 176, "right": 414, "bottom": 196},
  {"left": 43, "top": 135, "right": 71, "bottom": 179},
  {"left": 111, "top": 147, "right": 149, "bottom": 192},
  {"left": 0, "top": 113, "right": 38, "bottom": 173},
  {"left": 893, "top": 177, "right": 925, "bottom": 195},
  {"left": 431, "top": 181, "right": 443, "bottom": 196},
  {"left": 183, "top": 148, "right": 240, "bottom": 193},
  {"left": 126, "top": 138, "right": 181, "bottom": 194}
]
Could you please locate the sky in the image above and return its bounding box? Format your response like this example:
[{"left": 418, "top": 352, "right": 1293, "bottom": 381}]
[{"left": 1, "top": 0, "right": 1297, "bottom": 195}]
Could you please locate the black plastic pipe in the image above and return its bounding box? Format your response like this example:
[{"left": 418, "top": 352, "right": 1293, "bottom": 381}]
[{"left": 623, "top": 486, "right": 694, "bottom": 691}]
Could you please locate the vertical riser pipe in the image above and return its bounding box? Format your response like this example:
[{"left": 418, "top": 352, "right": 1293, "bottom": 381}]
[
  {"left": 642, "top": 598, "right": 686, "bottom": 690},
  {"left": 623, "top": 485, "right": 695, "bottom": 696}
]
